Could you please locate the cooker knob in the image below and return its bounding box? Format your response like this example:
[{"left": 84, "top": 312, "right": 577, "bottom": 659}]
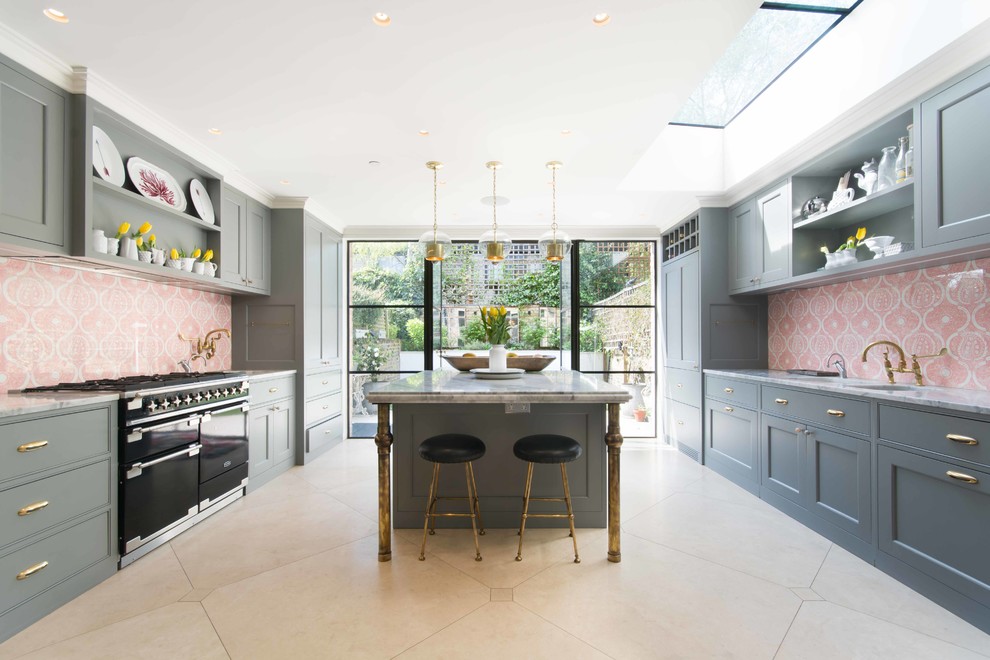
[
  {"left": 193, "top": 392, "right": 204, "bottom": 402},
  {"left": 147, "top": 399, "right": 160, "bottom": 412},
  {"left": 202, "top": 390, "right": 214, "bottom": 400},
  {"left": 170, "top": 396, "right": 182, "bottom": 407},
  {"left": 161, "top": 398, "right": 172, "bottom": 410},
  {"left": 182, "top": 394, "right": 193, "bottom": 405}
]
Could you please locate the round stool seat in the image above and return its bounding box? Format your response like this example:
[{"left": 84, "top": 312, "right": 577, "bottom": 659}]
[
  {"left": 419, "top": 434, "right": 486, "bottom": 464},
  {"left": 513, "top": 434, "right": 582, "bottom": 464}
]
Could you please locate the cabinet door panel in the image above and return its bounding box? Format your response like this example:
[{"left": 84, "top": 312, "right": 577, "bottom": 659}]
[
  {"left": 321, "top": 237, "right": 340, "bottom": 363},
  {"left": 666, "top": 398, "right": 701, "bottom": 463},
  {"left": 728, "top": 199, "right": 759, "bottom": 291},
  {"left": 704, "top": 399, "right": 758, "bottom": 483},
  {"left": 272, "top": 400, "right": 295, "bottom": 465},
  {"left": 761, "top": 413, "right": 805, "bottom": 505},
  {"left": 304, "top": 224, "right": 322, "bottom": 368},
  {"left": 661, "top": 262, "right": 682, "bottom": 365},
  {"left": 661, "top": 251, "right": 698, "bottom": 370},
  {"left": 807, "top": 426, "right": 871, "bottom": 541},
  {"left": 245, "top": 201, "right": 270, "bottom": 291},
  {"left": 220, "top": 188, "right": 246, "bottom": 284},
  {"left": 757, "top": 183, "right": 791, "bottom": 285},
  {"left": 0, "top": 64, "right": 65, "bottom": 246},
  {"left": 878, "top": 445, "right": 990, "bottom": 608},
  {"left": 922, "top": 64, "right": 990, "bottom": 246},
  {"left": 248, "top": 407, "right": 273, "bottom": 478}
]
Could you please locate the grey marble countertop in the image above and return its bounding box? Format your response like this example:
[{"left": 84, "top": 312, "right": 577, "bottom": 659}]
[
  {"left": 365, "top": 370, "right": 633, "bottom": 404},
  {"left": 705, "top": 369, "right": 990, "bottom": 416},
  {"left": 0, "top": 391, "right": 120, "bottom": 419},
  {"left": 242, "top": 370, "right": 297, "bottom": 381}
]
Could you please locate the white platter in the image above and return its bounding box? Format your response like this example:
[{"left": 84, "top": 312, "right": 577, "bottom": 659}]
[
  {"left": 470, "top": 368, "right": 525, "bottom": 380},
  {"left": 126, "top": 157, "right": 187, "bottom": 212},
  {"left": 189, "top": 179, "right": 215, "bottom": 224},
  {"left": 92, "top": 127, "right": 125, "bottom": 186}
]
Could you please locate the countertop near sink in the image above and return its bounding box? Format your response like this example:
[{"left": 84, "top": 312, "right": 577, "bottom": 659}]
[
  {"left": 704, "top": 369, "right": 990, "bottom": 416},
  {"left": 241, "top": 369, "right": 297, "bottom": 381},
  {"left": 0, "top": 391, "right": 120, "bottom": 419}
]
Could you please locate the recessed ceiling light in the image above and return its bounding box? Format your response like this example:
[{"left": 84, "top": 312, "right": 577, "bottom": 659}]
[
  {"left": 593, "top": 13, "right": 611, "bottom": 26},
  {"left": 43, "top": 8, "right": 68, "bottom": 23},
  {"left": 279, "top": 179, "right": 290, "bottom": 185},
  {"left": 208, "top": 127, "right": 222, "bottom": 135},
  {"left": 418, "top": 129, "right": 430, "bottom": 136},
  {"left": 373, "top": 12, "right": 391, "bottom": 26},
  {"left": 560, "top": 129, "right": 572, "bottom": 136},
  {"left": 368, "top": 160, "right": 381, "bottom": 166}
]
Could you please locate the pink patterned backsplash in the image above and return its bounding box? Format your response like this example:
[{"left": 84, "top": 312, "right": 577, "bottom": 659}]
[
  {"left": 768, "top": 258, "right": 990, "bottom": 390},
  {"left": 0, "top": 258, "right": 231, "bottom": 391}
]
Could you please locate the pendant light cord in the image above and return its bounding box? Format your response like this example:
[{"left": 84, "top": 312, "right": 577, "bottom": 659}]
[
  {"left": 551, "top": 166, "right": 557, "bottom": 242},
  {"left": 433, "top": 165, "right": 438, "bottom": 242},
  {"left": 491, "top": 166, "right": 498, "bottom": 242}
]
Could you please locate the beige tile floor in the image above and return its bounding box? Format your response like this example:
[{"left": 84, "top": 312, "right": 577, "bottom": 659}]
[{"left": 2, "top": 439, "right": 989, "bottom": 659}]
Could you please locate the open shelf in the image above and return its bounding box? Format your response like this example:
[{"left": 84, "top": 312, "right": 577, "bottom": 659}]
[
  {"left": 92, "top": 177, "right": 220, "bottom": 232},
  {"left": 793, "top": 179, "right": 913, "bottom": 230}
]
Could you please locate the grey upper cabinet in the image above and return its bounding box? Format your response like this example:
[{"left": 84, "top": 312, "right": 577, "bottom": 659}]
[
  {"left": 245, "top": 200, "right": 271, "bottom": 293},
  {"left": 728, "top": 181, "right": 791, "bottom": 293},
  {"left": 661, "top": 250, "right": 699, "bottom": 371},
  {"left": 304, "top": 219, "right": 341, "bottom": 370},
  {"left": 0, "top": 59, "right": 68, "bottom": 250},
  {"left": 921, "top": 63, "right": 990, "bottom": 248},
  {"left": 220, "top": 186, "right": 270, "bottom": 293}
]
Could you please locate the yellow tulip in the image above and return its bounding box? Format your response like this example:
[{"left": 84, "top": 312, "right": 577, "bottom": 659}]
[
  {"left": 499, "top": 306, "right": 506, "bottom": 316},
  {"left": 170, "top": 248, "right": 179, "bottom": 260},
  {"left": 135, "top": 236, "right": 143, "bottom": 247},
  {"left": 191, "top": 248, "right": 202, "bottom": 259},
  {"left": 480, "top": 306, "right": 488, "bottom": 318},
  {"left": 855, "top": 227, "right": 866, "bottom": 241},
  {"left": 148, "top": 234, "right": 156, "bottom": 244},
  {"left": 138, "top": 222, "right": 152, "bottom": 235},
  {"left": 115, "top": 222, "right": 130, "bottom": 239},
  {"left": 202, "top": 249, "right": 214, "bottom": 262}
]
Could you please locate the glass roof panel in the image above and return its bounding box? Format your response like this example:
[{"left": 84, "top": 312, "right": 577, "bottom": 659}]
[{"left": 774, "top": 1, "right": 858, "bottom": 8}]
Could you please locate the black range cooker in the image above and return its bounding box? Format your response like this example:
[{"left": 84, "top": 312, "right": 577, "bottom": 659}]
[{"left": 25, "top": 371, "right": 250, "bottom": 566}]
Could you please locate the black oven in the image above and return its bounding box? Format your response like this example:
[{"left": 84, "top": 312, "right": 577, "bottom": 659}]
[{"left": 199, "top": 401, "right": 250, "bottom": 509}]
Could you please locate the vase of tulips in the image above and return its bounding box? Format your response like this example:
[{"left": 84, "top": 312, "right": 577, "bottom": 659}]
[
  {"left": 480, "top": 305, "right": 510, "bottom": 371},
  {"left": 166, "top": 247, "right": 184, "bottom": 270}
]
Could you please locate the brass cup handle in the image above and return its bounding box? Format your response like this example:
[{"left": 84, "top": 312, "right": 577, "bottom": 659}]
[
  {"left": 946, "top": 470, "right": 979, "bottom": 484},
  {"left": 16, "top": 561, "right": 48, "bottom": 580},
  {"left": 268, "top": 387, "right": 279, "bottom": 393},
  {"left": 17, "top": 440, "right": 48, "bottom": 453},
  {"left": 826, "top": 409, "right": 846, "bottom": 418},
  {"left": 322, "top": 405, "right": 330, "bottom": 410},
  {"left": 775, "top": 398, "right": 788, "bottom": 405},
  {"left": 18, "top": 501, "right": 49, "bottom": 516},
  {"left": 723, "top": 387, "right": 734, "bottom": 394},
  {"left": 724, "top": 406, "right": 734, "bottom": 413},
  {"left": 946, "top": 434, "right": 978, "bottom": 446},
  {"left": 676, "top": 383, "right": 683, "bottom": 388},
  {"left": 322, "top": 380, "right": 329, "bottom": 385},
  {"left": 272, "top": 406, "right": 281, "bottom": 412},
  {"left": 676, "top": 420, "right": 684, "bottom": 426}
]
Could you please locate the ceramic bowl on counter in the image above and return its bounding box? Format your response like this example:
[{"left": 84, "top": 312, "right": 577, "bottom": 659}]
[{"left": 442, "top": 354, "right": 557, "bottom": 372}]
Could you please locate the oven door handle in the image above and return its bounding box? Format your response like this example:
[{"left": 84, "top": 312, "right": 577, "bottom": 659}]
[
  {"left": 127, "top": 415, "right": 203, "bottom": 444},
  {"left": 126, "top": 444, "right": 202, "bottom": 480},
  {"left": 202, "top": 402, "right": 250, "bottom": 422}
]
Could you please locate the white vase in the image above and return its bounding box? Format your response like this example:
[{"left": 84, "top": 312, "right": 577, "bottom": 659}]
[
  {"left": 180, "top": 257, "right": 195, "bottom": 272},
  {"left": 138, "top": 250, "right": 153, "bottom": 263},
  {"left": 151, "top": 248, "right": 166, "bottom": 266},
  {"left": 91, "top": 229, "right": 108, "bottom": 254},
  {"left": 105, "top": 237, "right": 120, "bottom": 257},
  {"left": 489, "top": 344, "right": 508, "bottom": 372},
  {"left": 120, "top": 236, "right": 139, "bottom": 260},
  {"left": 204, "top": 262, "right": 218, "bottom": 277},
  {"left": 165, "top": 258, "right": 183, "bottom": 269},
  {"left": 192, "top": 261, "right": 205, "bottom": 275}
]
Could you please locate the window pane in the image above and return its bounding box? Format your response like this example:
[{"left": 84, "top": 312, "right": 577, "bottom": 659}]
[
  {"left": 349, "top": 307, "right": 424, "bottom": 372},
  {"left": 584, "top": 373, "right": 657, "bottom": 439},
  {"left": 673, "top": 8, "right": 839, "bottom": 126},
  {"left": 773, "top": 1, "right": 857, "bottom": 8},
  {"left": 578, "top": 307, "right": 655, "bottom": 374},
  {"left": 579, "top": 242, "right": 654, "bottom": 306},
  {"left": 350, "top": 372, "right": 402, "bottom": 437},
  {"left": 350, "top": 242, "right": 424, "bottom": 305}
]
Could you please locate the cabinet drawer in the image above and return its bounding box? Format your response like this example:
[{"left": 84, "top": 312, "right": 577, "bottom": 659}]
[
  {"left": 305, "top": 393, "right": 342, "bottom": 426},
  {"left": 665, "top": 398, "right": 701, "bottom": 462},
  {"left": 0, "top": 408, "right": 111, "bottom": 484},
  {"left": 761, "top": 386, "right": 870, "bottom": 436},
  {"left": 305, "top": 369, "right": 342, "bottom": 400},
  {"left": 878, "top": 445, "right": 990, "bottom": 608},
  {"left": 705, "top": 375, "right": 758, "bottom": 409},
  {"left": 250, "top": 375, "right": 294, "bottom": 408},
  {"left": 0, "top": 460, "right": 110, "bottom": 550},
  {"left": 879, "top": 405, "right": 990, "bottom": 468},
  {"left": 308, "top": 416, "right": 343, "bottom": 454},
  {"left": 664, "top": 368, "right": 700, "bottom": 406},
  {"left": 0, "top": 511, "right": 111, "bottom": 616}
]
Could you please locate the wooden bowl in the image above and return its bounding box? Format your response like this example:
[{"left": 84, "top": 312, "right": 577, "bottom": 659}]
[{"left": 442, "top": 354, "right": 557, "bottom": 372}]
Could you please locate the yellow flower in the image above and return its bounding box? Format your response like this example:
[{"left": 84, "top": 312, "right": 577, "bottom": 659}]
[
  {"left": 135, "top": 236, "right": 143, "bottom": 247},
  {"left": 855, "top": 227, "right": 866, "bottom": 241},
  {"left": 202, "top": 249, "right": 214, "bottom": 262},
  {"left": 480, "top": 306, "right": 488, "bottom": 318},
  {"left": 498, "top": 306, "right": 506, "bottom": 316},
  {"left": 170, "top": 248, "right": 179, "bottom": 260},
  {"left": 820, "top": 245, "right": 829, "bottom": 254},
  {"left": 115, "top": 222, "right": 130, "bottom": 239},
  {"left": 149, "top": 234, "right": 156, "bottom": 244},
  {"left": 191, "top": 248, "right": 202, "bottom": 259},
  {"left": 137, "top": 222, "right": 152, "bottom": 235}
]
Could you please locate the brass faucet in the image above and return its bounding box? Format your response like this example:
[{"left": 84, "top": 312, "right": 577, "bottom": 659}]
[
  {"left": 861, "top": 340, "right": 947, "bottom": 386},
  {"left": 178, "top": 328, "right": 231, "bottom": 362}
]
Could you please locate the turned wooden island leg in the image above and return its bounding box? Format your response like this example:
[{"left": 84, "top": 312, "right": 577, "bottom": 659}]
[
  {"left": 375, "top": 403, "right": 394, "bottom": 562},
  {"left": 606, "top": 402, "right": 623, "bottom": 563}
]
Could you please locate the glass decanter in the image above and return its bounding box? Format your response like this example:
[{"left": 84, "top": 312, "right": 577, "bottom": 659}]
[{"left": 877, "top": 145, "right": 897, "bottom": 191}]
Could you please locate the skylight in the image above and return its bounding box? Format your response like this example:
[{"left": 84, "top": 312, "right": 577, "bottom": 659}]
[{"left": 672, "top": 1, "right": 863, "bottom": 128}]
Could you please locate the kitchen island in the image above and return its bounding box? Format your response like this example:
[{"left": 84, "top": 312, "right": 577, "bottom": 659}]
[{"left": 365, "top": 370, "right": 631, "bottom": 563}]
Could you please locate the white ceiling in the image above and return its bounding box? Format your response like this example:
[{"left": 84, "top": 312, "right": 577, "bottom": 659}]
[{"left": 0, "top": 0, "right": 761, "bottom": 231}]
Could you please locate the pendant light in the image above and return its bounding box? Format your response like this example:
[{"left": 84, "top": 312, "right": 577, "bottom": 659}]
[
  {"left": 479, "top": 161, "right": 511, "bottom": 261},
  {"left": 418, "top": 161, "right": 451, "bottom": 262},
  {"left": 539, "top": 160, "right": 571, "bottom": 261}
]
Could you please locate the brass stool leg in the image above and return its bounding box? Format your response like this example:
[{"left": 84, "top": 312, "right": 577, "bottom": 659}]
[
  {"left": 516, "top": 462, "right": 535, "bottom": 561},
  {"left": 419, "top": 463, "right": 440, "bottom": 560},
  {"left": 427, "top": 463, "right": 441, "bottom": 536},
  {"left": 465, "top": 463, "right": 483, "bottom": 561},
  {"left": 468, "top": 462, "right": 485, "bottom": 535},
  {"left": 561, "top": 463, "right": 580, "bottom": 563}
]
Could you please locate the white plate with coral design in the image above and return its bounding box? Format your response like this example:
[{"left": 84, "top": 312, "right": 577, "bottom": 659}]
[
  {"left": 92, "top": 127, "right": 125, "bottom": 186},
  {"left": 126, "top": 157, "right": 187, "bottom": 212},
  {"left": 470, "top": 368, "right": 525, "bottom": 380},
  {"left": 188, "top": 179, "right": 215, "bottom": 224}
]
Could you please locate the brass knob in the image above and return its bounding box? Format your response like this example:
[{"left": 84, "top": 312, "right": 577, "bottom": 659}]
[
  {"left": 18, "top": 501, "right": 50, "bottom": 516},
  {"left": 16, "top": 561, "right": 48, "bottom": 580},
  {"left": 724, "top": 406, "right": 734, "bottom": 413},
  {"left": 946, "top": 434, "right": 978, "bottom": 446},
  {"left": 826, "top": 409, "right": 845, "bottom": 417},
  {"left": 17, "top": 440, "right": 48, "bottom": 453},
  {"left": 946, "top": 470, "right": 978, "bottom": 484}
]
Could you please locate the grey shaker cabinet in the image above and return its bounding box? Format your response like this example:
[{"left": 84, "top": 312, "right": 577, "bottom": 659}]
[
  {"left": 246, "top": 374, "right": 296, "bottom": 491},
  {"left": 728, "top": 181, "right": 791, "bottom": 293},
  {"left": 921, "top": 62, "right": 990, "bottom": 248},
  {"left": 0, "top": 58, "right": 69, "bottom": 250},
  {"left": 704, "top": 397, "right": 759, "bottom": 491},
  {"left": 304, "top": 219, "right": 341, "bottom": 370},
  {"left": 805, "top": 424, "right": 872, "bottom": 542},
  {"left": 728, "top": 197, "right": 759, "bottom": 292},
  {"left": 220, "top": 186, "right": 270, "bottom": 293},
  {"left": 760, "top": 413, "right": 806, "bottom": 507},
  {"left": 661, "top": 250, "right": 699, "bottom": 371}
]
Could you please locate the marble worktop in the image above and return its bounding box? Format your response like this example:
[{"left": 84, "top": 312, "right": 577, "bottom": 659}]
[
  {"left": 705, "top": 369, "right": 990, "bottom": 416},
  {"left": 365, "top": 370, "right": 633, "bottom": 404},
  {"left": 0, "top": 391, "right": 120, "bottom": 420},
  {"left": 242, "top": 369, "right": 297, "bottom": 381}
]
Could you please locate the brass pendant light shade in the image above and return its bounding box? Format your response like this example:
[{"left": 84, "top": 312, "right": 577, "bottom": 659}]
[
  {"left": 538, "top": 160, "right": 571, "bottom": 262},
  {"left": 479, "top": 161, "right": 512, "bottom": 261},
  {"left": 418, "top": 160, "right": 452, "bottom": 262}
]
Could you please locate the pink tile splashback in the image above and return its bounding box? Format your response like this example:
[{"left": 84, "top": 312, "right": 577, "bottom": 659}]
[
  {"left": 769, "top": 258, "right": 990, "bottom": 390},
  {"left": 0, "top": 258, "right": 231, "bottom": 390}
]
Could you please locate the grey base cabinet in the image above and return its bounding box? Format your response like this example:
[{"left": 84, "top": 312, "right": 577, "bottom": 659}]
[
  {"left": 704, "top": 397, "right": 759, "bottom": 493},
  {"left": 246, "top": 374, "right": 296, "bottom": 492},
  {"left": 665, "top": 398, "right": 701, "bottom": 464}
]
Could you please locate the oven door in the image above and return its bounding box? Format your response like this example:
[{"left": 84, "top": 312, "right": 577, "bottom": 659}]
[
  {"left": 121, "top": 443, "right": 201, "bottom": 554},
  {"left": 123, "top": 413, "right": 203, "bottom": 464},
  {"left": 199, "top": 402, "right": 250, "bottom": 484}
]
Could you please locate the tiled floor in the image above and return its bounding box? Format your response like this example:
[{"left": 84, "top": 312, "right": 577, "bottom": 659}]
[{"left": 2, "top": 440, "right": 988, "bottom": 659}]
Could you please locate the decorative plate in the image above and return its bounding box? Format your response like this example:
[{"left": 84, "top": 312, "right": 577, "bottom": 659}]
[
  {"left": 189, "top": 179, "right": 215, "bottom": 224},
  {"left": 92, "top": 127, "right": 125, "bottom": 186},
  {"left": 470, "top": 368, "right": 525, "bottom": 380},
  {"left": 126, "top": 157, "right": 187, "bottom": 212}
]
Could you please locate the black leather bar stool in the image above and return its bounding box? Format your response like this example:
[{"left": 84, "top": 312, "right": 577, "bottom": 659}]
[
  {"left": 513, "top": 434, "right": 581, "bottom": 563},
  {"left": 418, "top": 433, "right": 486, "bottom": 562}
]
